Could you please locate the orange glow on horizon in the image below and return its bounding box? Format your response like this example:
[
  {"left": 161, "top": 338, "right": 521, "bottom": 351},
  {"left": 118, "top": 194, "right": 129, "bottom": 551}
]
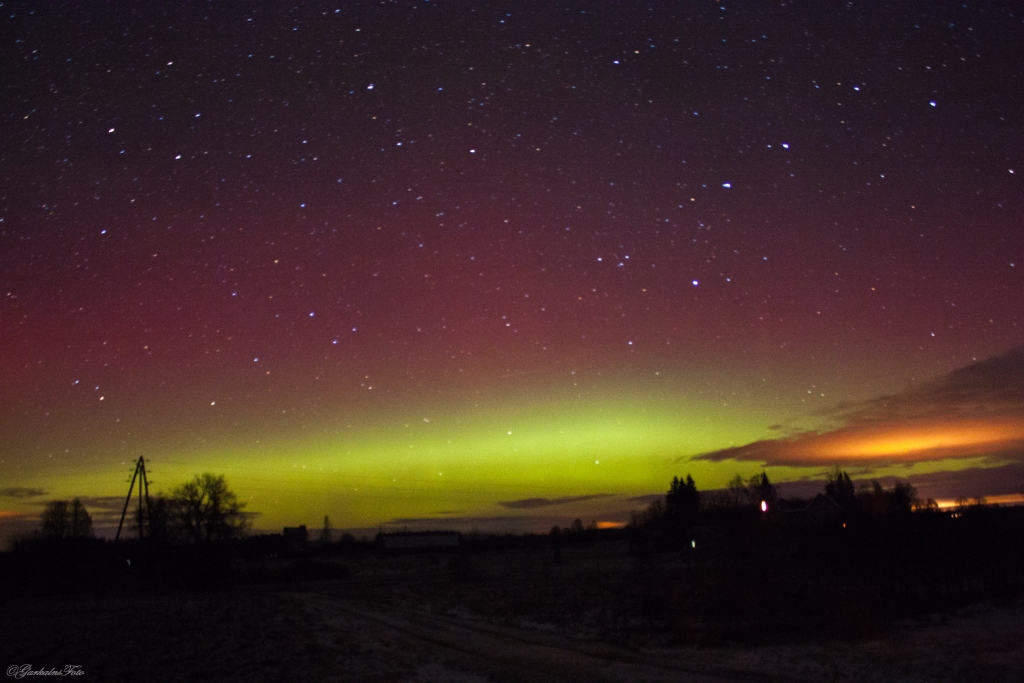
[
  {"left": 781, "top": 415, "right": 1024, "bottom": 464},
  {"left": 849, "top": 427, "right": 1011, "bottom": 457},
  {"left": 935, "top": 494, "right": 1024, "bottom": 509}
]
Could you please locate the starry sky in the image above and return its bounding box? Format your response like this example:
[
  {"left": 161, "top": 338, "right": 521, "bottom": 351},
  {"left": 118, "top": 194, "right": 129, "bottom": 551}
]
[{"left": 2, "top": 1, "right": 1023, "bottom": 542}]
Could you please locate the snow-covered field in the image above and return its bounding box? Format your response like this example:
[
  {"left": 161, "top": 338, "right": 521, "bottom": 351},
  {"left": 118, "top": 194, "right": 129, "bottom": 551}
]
[{"left": 3, "top": 544, "right": 1022, "bottom": 682}]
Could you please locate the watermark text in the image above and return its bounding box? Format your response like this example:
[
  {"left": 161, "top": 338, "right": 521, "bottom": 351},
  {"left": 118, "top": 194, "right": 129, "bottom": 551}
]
[{"left": 7, "top": 665, "right": 84, "bottom": 678}]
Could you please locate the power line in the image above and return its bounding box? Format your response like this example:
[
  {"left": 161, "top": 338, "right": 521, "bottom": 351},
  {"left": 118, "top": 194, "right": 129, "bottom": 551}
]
[{"left": 115, "top": 455, "right": 152, "bottom": 541}]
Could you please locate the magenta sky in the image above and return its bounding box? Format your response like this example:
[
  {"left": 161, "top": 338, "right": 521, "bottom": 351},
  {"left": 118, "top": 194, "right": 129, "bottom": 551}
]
[{"left": 2, "top": 2, "right": 1023, "bottom": 541}]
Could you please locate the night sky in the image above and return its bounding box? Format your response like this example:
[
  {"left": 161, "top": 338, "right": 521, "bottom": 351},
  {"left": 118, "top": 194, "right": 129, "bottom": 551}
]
[{"left": 2, "top": 1, "right": 1023, "bottom": 541}]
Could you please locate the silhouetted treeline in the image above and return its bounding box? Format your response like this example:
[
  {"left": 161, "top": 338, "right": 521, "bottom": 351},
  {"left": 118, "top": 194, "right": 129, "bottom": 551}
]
[
  {"left": 0, "top": 473, "right": 256, "bottom": 597},
  {"left": 668, "top": 503, "right": 1024, "bottom": 643},
  {"left": 629, "top": 469, "right": 924, "bottom": 546},
  {"left": 6, "top": 465, "right": 1024, "bottom": 649},
  {"left": 625, "top": 470, "right": 1024, "bottom": 643},
  {"left": 1, "top": 531, "right": 369, "bottom": 598}
]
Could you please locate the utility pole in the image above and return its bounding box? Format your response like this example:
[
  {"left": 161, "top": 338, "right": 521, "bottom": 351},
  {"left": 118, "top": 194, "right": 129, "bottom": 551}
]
[{"left": 116, "top": 456, "right": 152, "bottom": 541}]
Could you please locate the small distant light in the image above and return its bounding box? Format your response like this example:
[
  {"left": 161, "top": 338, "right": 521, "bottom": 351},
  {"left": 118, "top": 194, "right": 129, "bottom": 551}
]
[
  {"left": 781, "top": 142, "right": 789, "bottom": 149},
  {"left": 761, "top": 500, "right": 768, "bottom": 512},
  {"left": 691, "top": 540, "right": 696, "bottom": 548},
  {"left": 309, "top": 312, "right": 315, "bottom": 317},
  {"left": 722, "top": 182, "right": 731, "bottom": 188},
  {"left": 692, "top": 280, "right": 699, "bottom": 286},
  {"left": 929, "top": 101, "right": 937, "bottom": 107},
  {"left": 367, "top": 83, "right": 374, "bottom": 90},
  {"left": 108, "top": 128, "right": 115, "bottom": 133}
]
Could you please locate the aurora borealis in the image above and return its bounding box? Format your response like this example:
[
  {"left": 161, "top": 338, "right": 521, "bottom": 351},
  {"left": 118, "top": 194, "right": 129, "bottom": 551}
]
[{"left": 2, "top": 1, "right": 1023, "bottom": 543}]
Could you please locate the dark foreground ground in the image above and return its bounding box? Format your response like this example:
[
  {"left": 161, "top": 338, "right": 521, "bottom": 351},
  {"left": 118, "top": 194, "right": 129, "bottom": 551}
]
[{"left": 3, "top": 538, "right": 1024, "bottom": 683}]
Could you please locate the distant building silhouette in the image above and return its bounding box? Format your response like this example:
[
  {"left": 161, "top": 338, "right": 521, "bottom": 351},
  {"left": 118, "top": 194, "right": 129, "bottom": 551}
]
[
  {"left": 806, "top": 493, "right": 843, "bottom": 523},
  {"left": 283, "top": 525, "right": 308, "bottom": 547}
]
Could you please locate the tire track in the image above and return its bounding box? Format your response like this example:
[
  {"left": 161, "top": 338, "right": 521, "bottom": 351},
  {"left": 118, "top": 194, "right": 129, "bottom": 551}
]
[{"left": 290, "top": 591, "right": 813, "bottom": 683}]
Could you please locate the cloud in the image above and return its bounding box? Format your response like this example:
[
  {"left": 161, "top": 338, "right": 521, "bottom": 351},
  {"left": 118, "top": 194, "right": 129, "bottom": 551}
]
[
  {"left": 388, "top": 514, "right": 530, "bottom": 526},
  {"left": 895, "top": 463, "right": 1024, "bottom": 500},
  {"left": 497, "top": 493, "right": 614, "bottom": 509},
  {"left": 825, "top": 344, "right": 1024, "bottom": 423},
  {"left": 625, "top": 493, "right": 664, "bottom": 505},
  {"left": 695, "top": 345, "right": 1024, "bottom": 467},
  {"left": 60, "top": 495, "right": 140, "bottom": 524},
  {"left": 0, "top": 487, "right": 47, "bottom": 499}
]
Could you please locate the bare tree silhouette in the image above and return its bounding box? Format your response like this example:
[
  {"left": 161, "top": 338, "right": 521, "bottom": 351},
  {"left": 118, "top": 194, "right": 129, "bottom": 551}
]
[
  {"left": 727, "top": 474, "right": 747, "bottom": 507},
  {"left": 40, "top": 498, "right": 93, "bottom": 539},
  {"left": 171, "top": 473, "right": 248, "bottom": 543}
]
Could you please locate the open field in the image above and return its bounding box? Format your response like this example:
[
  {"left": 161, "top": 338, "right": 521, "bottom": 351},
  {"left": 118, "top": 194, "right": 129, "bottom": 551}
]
[{"left": 3, "top": 539, "right": 1024, "bottom": 682}]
